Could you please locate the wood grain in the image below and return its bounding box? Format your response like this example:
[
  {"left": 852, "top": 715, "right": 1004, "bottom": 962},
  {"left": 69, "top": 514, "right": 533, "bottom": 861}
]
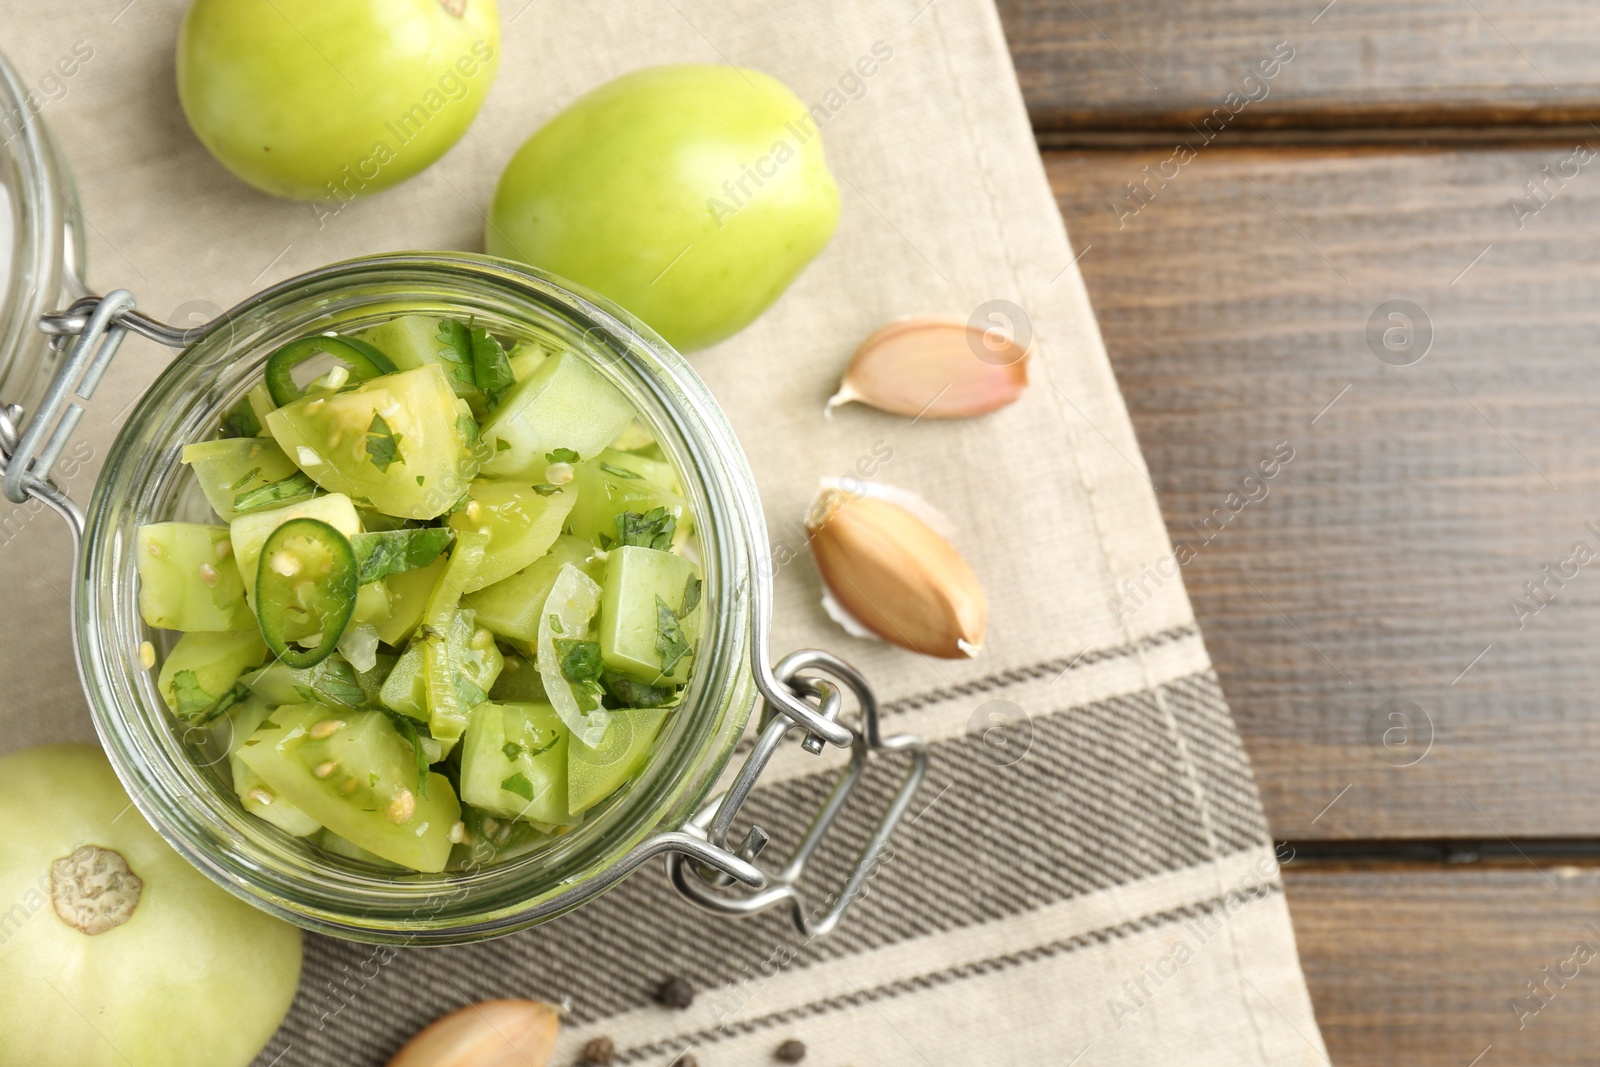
[
  {"left": 1046, "top": 146, "right": 1600, "bottom": 839},
  {"left": 998, "top": 0, "right": 1600, "bottom": 135},
  {"left": 1285, "top": 865, "right": 1600, "bottom": 1065}
]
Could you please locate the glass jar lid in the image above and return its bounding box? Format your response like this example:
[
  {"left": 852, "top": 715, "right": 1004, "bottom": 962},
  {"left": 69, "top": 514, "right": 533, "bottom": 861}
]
[{"left": 0, "top": 46, "right": 87, "bottom": 422}]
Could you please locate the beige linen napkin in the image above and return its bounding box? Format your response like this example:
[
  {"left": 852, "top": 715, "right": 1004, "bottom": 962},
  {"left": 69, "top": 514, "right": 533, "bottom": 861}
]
[{"left": 0, "top": 0, "right": 1327, "bottom": 1063}]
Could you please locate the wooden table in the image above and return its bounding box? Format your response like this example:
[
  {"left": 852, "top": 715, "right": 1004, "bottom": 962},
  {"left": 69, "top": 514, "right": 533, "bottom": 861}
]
[{"left": 999, "top": 2, "right": 1600, "bottom": 1063}]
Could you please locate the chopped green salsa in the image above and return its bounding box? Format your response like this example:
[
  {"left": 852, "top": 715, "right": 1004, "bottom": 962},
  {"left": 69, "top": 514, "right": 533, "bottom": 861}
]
[{"left": 137, "top": 313, "right": 698, "bottom": 872}]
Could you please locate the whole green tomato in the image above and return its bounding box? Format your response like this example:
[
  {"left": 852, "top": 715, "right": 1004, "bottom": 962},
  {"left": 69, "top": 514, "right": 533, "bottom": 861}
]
[
  {"left": 177, "top": 0, "right": 500, "bottom": 201},
  {"left": 487, "top": 64, "right": 840, "bottom": 352},
  {"left": 0, "top": 744, "right": 302, "bottom": 1067}
]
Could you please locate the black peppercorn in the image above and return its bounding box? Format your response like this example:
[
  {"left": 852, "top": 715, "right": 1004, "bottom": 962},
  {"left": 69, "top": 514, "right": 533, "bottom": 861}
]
[
  {"left": 579, "top": 1036, "right": 616, "bottom": 1065},
  {"left": 656, "top": 975, "right": 696, "bottom": 1009},
  {"left": 775, "top": 1038, "right": 807, "bottom": 1062}
]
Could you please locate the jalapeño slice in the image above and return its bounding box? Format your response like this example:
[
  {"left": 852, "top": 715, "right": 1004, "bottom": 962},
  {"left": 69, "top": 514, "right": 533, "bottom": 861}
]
[
  {"left": 264, "top": 335, "right": 396, "bottom": 406},
  {"left": 255, "top": 517, "right": 358, "bottom": 668}
]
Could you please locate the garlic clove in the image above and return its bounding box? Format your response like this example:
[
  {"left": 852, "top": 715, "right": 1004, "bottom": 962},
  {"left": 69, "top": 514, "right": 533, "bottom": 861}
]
[
  {"left": 826, "top": 316, "right": 1030, "bottom": 419},
  {"left": 806, "top": 486, "right": 987, "bottom": 659},
  {"left": 818, "top": 476, "right": 956, "bottom": 539},
  {"left": 386, "top": 999, "right": 561, "bottom": 1067}
]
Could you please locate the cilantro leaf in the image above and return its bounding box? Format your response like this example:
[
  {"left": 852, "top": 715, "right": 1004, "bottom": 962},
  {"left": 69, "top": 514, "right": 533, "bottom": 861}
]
[
  {"left": 351, "top": 528, "right": 455, "bottom": 584},
  {"left": 680, "top": 574, "right": 702, "bottom": 618},
  {"left": 172, "top": 673, "right": 251, "bottom": 724},
  {"left": 454, "top": 672, "right": 488, "bottom": 708},
  {"left": 272, "top": 656, "right": 375, "bottom": 709},
  {"left": 616, "top": 508, "right": 676, "bottom": 551},
  {"left": 367, "top": 413, "right": 403, "bottom": 472},
  {"left": 436, "top": 317, "right": 514, "bottom": 408},
  {"left": 200, "top": 681, "right": 251, "bottom": 724},
  {"left": 171, "top": 670, "right": 214, "bottom": 719},
  {"left": 500, "top": 771, "right": 536, "bottom": 801},
  {"left": 455, "top": 413, "right": 480, "bottom": 453},
  {"left": 503, "top": 734, "right": 559, "bottom": 762},
  {"left": 354, "top": 654, "right": 397, "bottom": 706},
  {"left": 655, "top": 595, "right": 690, "bottom": 676},
  {"left": 573, "top": 681, "right": 604, "bottom": 714},
  {"left": 311, "top": 657, "right": 367, "bottom": 707},
  {"left": 469, "top": 326, "right": 514, "bottom": 409},
  {"left": 601, "top": 669, "right": 678, "bottom": 708},
  {"left": 218, "top": 397, "right": 260, "bottom": 440},
  {"left": 233, "top": 471, "right": 318, "bottom": 513},
  {"left": 390, "top": 714, "right": 430, "bottom": 798},
  {"left": 434, "top": 318, "right": 476, "bottom": 389},
  {"left": 554, "top": 638, "right": 603, "bottom": 684},
  {"left": 545, "top": 448, "right": 580, "bottom": 465}
]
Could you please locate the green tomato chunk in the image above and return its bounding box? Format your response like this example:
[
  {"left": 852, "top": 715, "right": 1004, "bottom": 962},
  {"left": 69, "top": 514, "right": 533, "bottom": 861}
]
[
  {"left": 478, "top": 352, "right": 634, "bottom": 478},
  {"left": 447, "top": 479, "right": 576, "bottom": 592},
  {"left": 379, "top": 608, "right": 503, "bottom": 727},
  {"left": 459, "top": 702, "right": 573, "bottom": 825},
  {"left": 225, "top": 697, "right": 321, "bottom": 837},
  {"left": 565, "top": 452, "right": 691, "bottom": 548},
  {"left": 236, "top": 705, "right": 460, "bottom": 872},
  {"left": 598, "top": 545, "right": 702, "bottom": 686},
  {"left": 380, "top": 530, "right": 500, "bottom": 741},
  {"left": 180, "top": 436, "right": 301, "bottom": 522},
  {"left": 135, "top": 523, "right": 252, "bottom": 632},
  {"left": 568, "top": 706, "right": 669, "bottom": 816},
  {"left": 265, "top": 365, "right": 478, "bottom": 519},
  {"left": 464, "top": 534, "right": 598, "bottom": 644},
  {"left": 156, "top": 629, "right": 268, "bottom": 720},
  {"left": 373, "top": 555, "right": 447, "bottom": 646},
  {"left": 316, "top": 829, "right": 403, "bottom": 868}
]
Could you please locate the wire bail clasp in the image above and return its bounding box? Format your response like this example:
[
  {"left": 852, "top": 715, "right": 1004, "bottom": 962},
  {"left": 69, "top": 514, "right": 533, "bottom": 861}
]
[
  {"left": 666, "top": 650, "right": 929, "bottom": 937},
  {"left": 8, "top": 291, "right": 220, "bottom": 538},
  {"left": 0, "top": 290, "right": 144, "bottom": 536}
]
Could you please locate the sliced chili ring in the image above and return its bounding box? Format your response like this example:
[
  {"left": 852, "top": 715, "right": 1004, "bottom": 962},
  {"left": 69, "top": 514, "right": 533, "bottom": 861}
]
[
  {"left": 264, "top": 335, "right": 396, "bottom": 407},
  {"left": 255, "top": 517, "right": 358, "bottom": 668}
]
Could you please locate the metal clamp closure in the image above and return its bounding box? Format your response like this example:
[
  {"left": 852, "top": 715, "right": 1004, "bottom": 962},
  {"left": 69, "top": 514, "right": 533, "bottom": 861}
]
[
  {"left": 665, "top": 651, "right": 929, "bottom": 937},
  {"left": 1, "top": 291, "right": 143, "bottom": 535},
  {"left": 5, "top": 291, "right": 215, "bottom": 535}
]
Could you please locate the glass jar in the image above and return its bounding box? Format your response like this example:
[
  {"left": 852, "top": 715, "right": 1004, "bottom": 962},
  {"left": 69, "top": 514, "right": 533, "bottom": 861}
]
[{"left": 0, "top": 51, "right": 925, "bottom": 946}]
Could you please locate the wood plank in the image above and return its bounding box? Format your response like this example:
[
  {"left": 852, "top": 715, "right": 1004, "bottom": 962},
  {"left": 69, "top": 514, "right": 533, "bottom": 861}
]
[
  {"left": 999, "top": 0, "right": 1600, "bottom": 134},
  {"left": 1046, "top": 146, "right": 1600, "bottom": 839},
  {"left": 1285, "top": 865, "right": 1600, "bottom": 1066}
]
